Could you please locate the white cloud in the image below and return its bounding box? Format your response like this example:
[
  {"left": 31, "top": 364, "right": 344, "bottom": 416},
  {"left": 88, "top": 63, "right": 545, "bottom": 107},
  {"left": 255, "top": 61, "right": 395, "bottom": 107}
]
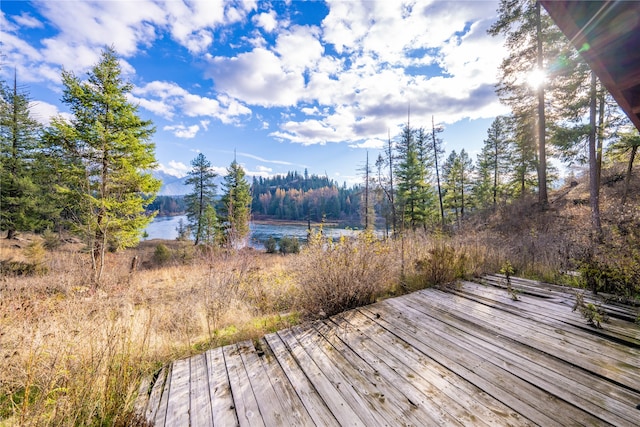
[
  {"left": 255, "top": 165, "right": 273, "bottom": 173},
  {"left": 236, "top": 152, "right": 296, "bottom": 166},
  {"left": 349, "top": 138, "right": 385, "bottom": 149},
  {"left": 209, "top": 48, "right": 305, "bottom": 107},
  {"left": 157, "top": 160, "right": 189, "bottom": 178},
  {"left": 29, "top": 100, "right": 62, "bottom": 126},
  {"left": 131, "top": 80, "right": 251, "bottom": 124},
  {"left": 253, "top": 10, "right": 278, "bottom": 33},
  {"left": 12, "top": 12, "right": 44, "bottom": 29},
  {"left": 164, "top": 124, "right": 200, "bottom": 139}
]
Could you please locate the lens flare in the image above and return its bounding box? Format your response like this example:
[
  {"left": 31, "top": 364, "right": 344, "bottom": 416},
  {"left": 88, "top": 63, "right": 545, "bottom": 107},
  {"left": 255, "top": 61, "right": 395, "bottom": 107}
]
[{"left": 528, "top": 68, "right": 547, "bottom": 89}]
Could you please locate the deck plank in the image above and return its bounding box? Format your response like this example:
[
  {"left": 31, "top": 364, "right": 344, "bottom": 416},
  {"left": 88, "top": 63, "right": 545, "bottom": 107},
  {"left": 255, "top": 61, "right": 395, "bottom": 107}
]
[
  {"left": 277, "top": 328, "right": 368, "bottom": 426},
  {"left": 330, "top": 311, "right": 534, "bottom": 427},
  {"left": 205, "top": 346, "right": 238, "bottom": 426},
  {"left": 459, "top": 280, "right": 640, "bottom": 343},
  {"left": 236, "top": 341, "right": 290, "bottom": 426},
  {"left": 358, "top": 303, "right": 567, "bottom": 426},
  {"left": 153, "top": 363, "right": 171, "bottom": 425},
  {"left": 264, "top": 332, "right": 340, "bottom": 426},
  {"left": 164, "top": 358, "right": 191, "bottom": 426},
  {"left": 223, "top": 343, "right": 266, "bottom": 427},
  {"left": 189, "top": 353, "right": 213, "bottom": 427},
  {"left": 414, "top": 288, "right": 640, "bottom": 389},
  {"left": 314, "top": 319, "right": 483, "bottom": 426},
  {"left": 144, "top": 366, "right": 167, "bottom": 423},
  {"left": 252, "top": 338, "right": 316, "bottom": 426}
]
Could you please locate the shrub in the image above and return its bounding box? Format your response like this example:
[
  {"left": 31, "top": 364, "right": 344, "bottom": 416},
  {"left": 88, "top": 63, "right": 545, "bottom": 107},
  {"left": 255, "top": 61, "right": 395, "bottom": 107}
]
[
  {"left": 278, "top": 236, "right": 300, "bottom": 254},
  {"left": 405, "top": 238, "right": 468, "bottom": 291},
  {"left": 294, "top": 231, "right": 393, "bottom": 318},
  {"left": 264, "top": 236, "right": 277, "bottom": 253},
  {"left": 42, "top": 229, "right": 62, "bottom": 250},
  {"left": 152, "top": 244, "right": 171, "bottom": 265}
]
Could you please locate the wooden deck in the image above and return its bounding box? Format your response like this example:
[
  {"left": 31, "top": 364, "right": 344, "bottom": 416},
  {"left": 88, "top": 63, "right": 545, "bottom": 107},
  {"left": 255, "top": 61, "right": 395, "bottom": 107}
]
[{"left": 136, "top": 275, "right": 640, "bottom": 426}]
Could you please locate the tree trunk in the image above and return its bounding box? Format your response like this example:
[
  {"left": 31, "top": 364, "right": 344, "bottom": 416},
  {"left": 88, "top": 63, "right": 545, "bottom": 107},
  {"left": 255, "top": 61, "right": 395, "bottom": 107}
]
[
  {"left": 622, "top": 145, "right": 638, "bottom": 205},
  {"left": 588, "top": 71, "right": 602, "bottom": 239},
  {"left": 432, "top": 116, "right": 445, "bottom": 226},
  {"left": 536, "top": 1, "right": 548, "bottom": 207}
]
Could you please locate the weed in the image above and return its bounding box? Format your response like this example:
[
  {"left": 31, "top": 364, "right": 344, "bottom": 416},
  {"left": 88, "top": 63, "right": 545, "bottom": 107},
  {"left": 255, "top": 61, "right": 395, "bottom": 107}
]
[
  {"left": 500, "top": 261, "right": 519, "bottom": 301},
  {"left": 572, "top": 292, "right": 609, "bottom": 328},
  {"left": 407, "top": 237, "right": 468, "bottom": 291}
]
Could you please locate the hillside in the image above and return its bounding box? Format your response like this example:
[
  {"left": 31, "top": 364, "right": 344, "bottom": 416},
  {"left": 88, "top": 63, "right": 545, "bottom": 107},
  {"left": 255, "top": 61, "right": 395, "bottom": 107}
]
[{"left": 460, "top": 162, "right": 640, "bottom": 300}]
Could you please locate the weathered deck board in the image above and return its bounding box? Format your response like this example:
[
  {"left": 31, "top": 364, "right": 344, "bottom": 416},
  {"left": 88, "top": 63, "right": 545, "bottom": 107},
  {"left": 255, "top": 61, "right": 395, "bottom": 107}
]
[
  {"left": 190, "top": 353, "right": 213, "bottom": 427},
  {"left": 137, "top": 277, "right": 640, "bottom": 426},
  {"left": 392, "top": 293, "right": 639, "bottom": 426},
  {"left": 206, "top": 346, "right": 239, "bottom": 426}
]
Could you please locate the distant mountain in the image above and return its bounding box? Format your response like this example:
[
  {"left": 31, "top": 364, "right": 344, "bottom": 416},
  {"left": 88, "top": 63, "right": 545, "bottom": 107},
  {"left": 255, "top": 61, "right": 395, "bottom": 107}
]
[
  {"left": 152, "top": 171, "right": 189, "bottom": 196},
  {"left": 152, "top": 170, "right": 224, "bottom": 196}
]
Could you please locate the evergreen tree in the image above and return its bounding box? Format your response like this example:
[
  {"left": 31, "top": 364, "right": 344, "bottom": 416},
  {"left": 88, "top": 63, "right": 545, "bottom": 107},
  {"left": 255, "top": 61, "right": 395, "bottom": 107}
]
[
  {"left": 489, "top": 0, "right": 565, "bottom": 207},
  {"left": 475, "top": 116, "right": 513, "bottom": 209},
  {"left": 184, "top": 153, "right": 218, "bottom": 245},
  {"left": 0, "top": 76, "right": 44, "bottom": 238},
  {"left": 394, "top": 124, "right": 431, "bottom": 229},
  {"left": 607, "top": 128, "right": 640, "bottom": 205},
  {"left": 220, "top": 160, "right": 252, "bottom": 247},
  {"left": 45, "top": 47, "right": 160, "bottom": 282},
  {"left": 442, "top": 149, "right": 474, "bottom": 224}
]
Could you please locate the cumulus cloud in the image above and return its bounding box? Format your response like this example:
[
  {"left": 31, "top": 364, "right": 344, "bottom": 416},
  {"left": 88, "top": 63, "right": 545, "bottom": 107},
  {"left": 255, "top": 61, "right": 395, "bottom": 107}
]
[
  {"left": 164, "top": 124, "right": 200, "bottom": 139},
  {"left": 3, "top": 0, "right": 508, "bottom": 151},
  {"left": 253, "top": 10, "right": 278, "bottom": 32},
  {"left": 131, "top": 80, "right": 251, "bottom": 124},
  {"left": 349, "top": 138, "right": 385, "bottom": 149}
]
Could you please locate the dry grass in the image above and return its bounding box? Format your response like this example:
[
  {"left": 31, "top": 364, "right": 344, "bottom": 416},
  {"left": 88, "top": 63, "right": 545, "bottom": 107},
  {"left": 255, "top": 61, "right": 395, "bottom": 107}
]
[
  {"left": 2, "top": 165, "right": 638, "bottom": 425},
  {"left": 0, "top": 238, "right": 298, "bottom": 426}
]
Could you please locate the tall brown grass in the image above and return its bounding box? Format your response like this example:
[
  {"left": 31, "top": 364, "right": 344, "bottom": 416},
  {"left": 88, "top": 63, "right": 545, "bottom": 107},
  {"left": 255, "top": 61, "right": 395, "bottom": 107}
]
[
  {"left": 0, "top": 238, "right": 298, "bottom": 425},
  {"left": 4, "top": 178, "right": 639, "bottom": 425}
]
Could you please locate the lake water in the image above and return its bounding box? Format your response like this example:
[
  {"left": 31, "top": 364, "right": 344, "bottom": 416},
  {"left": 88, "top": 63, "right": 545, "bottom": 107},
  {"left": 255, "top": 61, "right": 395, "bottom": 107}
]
[{"left": 143, "top": 215, "right": 366, "bottom": 249}]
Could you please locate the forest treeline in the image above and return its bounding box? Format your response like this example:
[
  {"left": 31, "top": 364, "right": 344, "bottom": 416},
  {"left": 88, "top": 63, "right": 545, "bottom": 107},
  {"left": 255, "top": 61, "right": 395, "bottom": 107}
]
[{"left": 251, "top": 171, "right": 362, "bottom": 223}]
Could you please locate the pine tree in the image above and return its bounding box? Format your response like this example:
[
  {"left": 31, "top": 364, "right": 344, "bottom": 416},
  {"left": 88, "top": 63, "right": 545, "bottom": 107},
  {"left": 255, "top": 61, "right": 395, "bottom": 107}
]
[
  {"left": 488, "top": 0, "right": 565, "bottom": 207},
  {"left": 184, "top": 153, "right": 218, "bottom": 245},
  {"left": 442, "top": 149, "right": 474, "bottom": 225},
  {"left": 0, "top": 76, "right": 44, "bottom": 238},
  {"left": 45, "top": 47, "right": 160, "bottom": 282},
  {"left": 607, "top": 128, "right": 640, "bottom": 205},
  {"left": 395, "top": 124, "right": 431, "bottom": 229},
  {"left": 220, "top": 160, "right": 252, "bottom": 247},
  {"left": 475, "top": 116, "right": 513, "bottom": 209}
]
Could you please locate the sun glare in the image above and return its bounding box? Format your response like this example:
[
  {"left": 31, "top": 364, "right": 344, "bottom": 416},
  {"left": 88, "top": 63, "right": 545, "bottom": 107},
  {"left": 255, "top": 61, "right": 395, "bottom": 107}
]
[{"left": 528, "top": 68, "right": 547, "bottom": 89}]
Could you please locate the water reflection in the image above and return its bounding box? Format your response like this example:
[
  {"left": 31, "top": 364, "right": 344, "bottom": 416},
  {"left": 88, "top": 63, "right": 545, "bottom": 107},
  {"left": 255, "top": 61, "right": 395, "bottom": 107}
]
[{"left": 143, "top": 216, "right": 367, "bottom": 249}]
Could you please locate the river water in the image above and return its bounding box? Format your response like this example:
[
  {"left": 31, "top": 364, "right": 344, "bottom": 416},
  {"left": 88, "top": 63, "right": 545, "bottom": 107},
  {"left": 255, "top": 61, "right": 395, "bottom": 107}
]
[{"left": 143, "top": 215, "right": 364, "bottom": 249}]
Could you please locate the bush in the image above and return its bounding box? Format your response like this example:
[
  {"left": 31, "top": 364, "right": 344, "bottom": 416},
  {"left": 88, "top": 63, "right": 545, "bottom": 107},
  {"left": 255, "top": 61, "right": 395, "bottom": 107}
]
[
  {"left": 405, "top": 238, "right": 468, "bottom": 291},
  {"left": 294, "top": 231, "right": 393, "bottom": 318},
  {"left": 42, "top": 229, "right": 62, "bottom": 250},
  {"left": 152, "top": 244, "right": 171, "bottom": 265},
  {"left": 278, "top": 236, "right": 300, "bottom": 254},
  {"left": 264, "top": 236, "right": 277, "bottom": 253}
]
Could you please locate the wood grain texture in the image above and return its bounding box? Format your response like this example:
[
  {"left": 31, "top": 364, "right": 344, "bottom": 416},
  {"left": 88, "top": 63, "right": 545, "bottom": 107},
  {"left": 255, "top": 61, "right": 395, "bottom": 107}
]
[{"left": 137, "top": 276, "right": 640, "bottom": 427}]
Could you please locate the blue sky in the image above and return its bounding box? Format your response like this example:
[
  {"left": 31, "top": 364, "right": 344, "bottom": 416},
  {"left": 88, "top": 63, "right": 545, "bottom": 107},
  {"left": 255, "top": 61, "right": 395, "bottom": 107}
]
[{"left": 1, "top": 0, "right": 509, "bottom": 186}]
